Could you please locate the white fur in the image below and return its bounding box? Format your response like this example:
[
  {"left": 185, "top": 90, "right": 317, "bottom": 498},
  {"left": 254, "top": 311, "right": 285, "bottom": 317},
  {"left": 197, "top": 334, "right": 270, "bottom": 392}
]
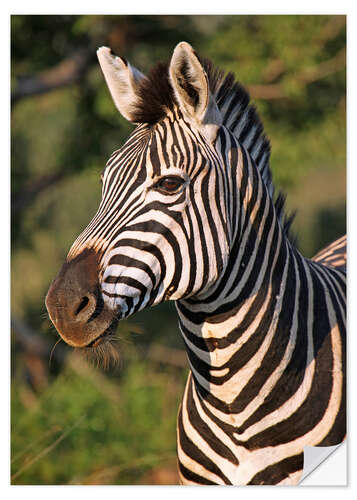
[{"left": 97, "top": 46, "right": 146, "bottom": 122}]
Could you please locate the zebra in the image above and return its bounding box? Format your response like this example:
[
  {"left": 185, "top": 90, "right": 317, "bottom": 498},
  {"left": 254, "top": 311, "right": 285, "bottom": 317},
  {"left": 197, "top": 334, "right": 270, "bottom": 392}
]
[{"left": 45, "top": 42, "right": 346, "bottom": 485}]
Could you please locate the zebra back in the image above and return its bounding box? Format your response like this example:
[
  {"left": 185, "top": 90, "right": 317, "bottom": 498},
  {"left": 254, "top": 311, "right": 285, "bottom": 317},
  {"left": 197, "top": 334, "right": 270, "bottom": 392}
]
[{"left": 313, "top": 234, "right": 346, "bottom": 271}]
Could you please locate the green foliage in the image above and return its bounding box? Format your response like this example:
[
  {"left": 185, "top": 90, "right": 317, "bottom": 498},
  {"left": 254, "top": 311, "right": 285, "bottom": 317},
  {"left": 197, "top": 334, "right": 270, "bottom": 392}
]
[
  {"left": 11, "top": 353, "right": 186, "bottom": 484},
  {"left": 11, "top": 15, "right": 346, "bottom": 485}
]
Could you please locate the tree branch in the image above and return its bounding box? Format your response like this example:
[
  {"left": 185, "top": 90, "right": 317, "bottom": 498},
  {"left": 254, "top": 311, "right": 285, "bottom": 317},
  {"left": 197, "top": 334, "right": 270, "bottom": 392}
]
[
  {"left": 11, "top": 48, "right": 93, "bottom": 106},
  {"left": 296, "top": 47, "right": 346, "bottom": 85},
  {"left": 249, "top": 48, "right": 346, "bottom": 100},
  {"left": 12, "top": 171, "right": 66, "bottom": 215}
]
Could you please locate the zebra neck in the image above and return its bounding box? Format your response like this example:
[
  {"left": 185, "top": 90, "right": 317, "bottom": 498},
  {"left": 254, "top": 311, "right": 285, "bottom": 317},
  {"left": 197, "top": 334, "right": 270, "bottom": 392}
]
[
  {"left": 176, "top": 131, "right": 301, "bottom": 407},
  {"left": 176, "top": 175, "right": 301, "bottom": 407},
  {"left": 176, "top": 237, "right": 302, "bottom": 409}
]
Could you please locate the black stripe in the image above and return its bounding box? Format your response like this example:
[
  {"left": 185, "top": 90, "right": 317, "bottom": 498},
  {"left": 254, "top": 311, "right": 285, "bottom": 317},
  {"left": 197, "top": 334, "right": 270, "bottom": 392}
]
[
  {"left": 186, "top": 374, "right": 239, "bottom": 465},
  {"left": 177, "top": 406, "right": 232, "bottom": 484},
  {"left": 235, "top": 252, "right": 308, "bottom": 429},
  {"left": 248, "top": 454, "right": 303, "bottom": 485},
  {"left": 106, "top": 254, "right": 157, "bottom": 287},
  {"left": 178, "top": 462, "right": 217, "bottom": 485},
  {"left": 238, "top": 268, "right": 334, "bottom": 450}
]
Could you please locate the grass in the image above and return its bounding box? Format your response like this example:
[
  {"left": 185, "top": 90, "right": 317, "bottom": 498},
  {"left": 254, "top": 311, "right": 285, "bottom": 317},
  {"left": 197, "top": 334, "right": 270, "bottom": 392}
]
[{"left": 11, "top": 348, "right": 187, "bottom": 485}]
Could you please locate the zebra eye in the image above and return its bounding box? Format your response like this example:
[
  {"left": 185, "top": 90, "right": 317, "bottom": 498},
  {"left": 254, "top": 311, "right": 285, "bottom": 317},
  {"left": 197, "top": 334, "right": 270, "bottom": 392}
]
[{"left": 154, "top": 176, "right": 185, "bottom": 194}]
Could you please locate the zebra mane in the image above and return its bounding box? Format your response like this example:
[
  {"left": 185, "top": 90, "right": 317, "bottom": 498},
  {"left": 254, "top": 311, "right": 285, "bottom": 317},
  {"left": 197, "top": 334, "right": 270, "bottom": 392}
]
[
  {"left": 201, "top": 59, "right": 296, "bottom": 244},
  {"left": 131, "top": 57, "right": 295, "bottom": 242}
]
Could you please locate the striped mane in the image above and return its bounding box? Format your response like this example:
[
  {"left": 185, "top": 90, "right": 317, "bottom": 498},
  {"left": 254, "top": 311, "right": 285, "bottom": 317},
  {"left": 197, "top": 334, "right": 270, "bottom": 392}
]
[
  {"left": 131, "top": 56, "right": 295, "bottom": 242},
  {"left": 202, "top": 59, "right": 296, "bottom": 244},
  {"left": 202, "top": 59, "right": 273, "bottom": 196}
]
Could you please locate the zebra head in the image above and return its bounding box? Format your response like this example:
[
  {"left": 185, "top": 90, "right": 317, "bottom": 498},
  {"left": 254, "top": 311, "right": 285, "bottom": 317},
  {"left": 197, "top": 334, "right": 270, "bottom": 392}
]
[{"left": 46, "top": 42, "right": 237, "bottom": 349}]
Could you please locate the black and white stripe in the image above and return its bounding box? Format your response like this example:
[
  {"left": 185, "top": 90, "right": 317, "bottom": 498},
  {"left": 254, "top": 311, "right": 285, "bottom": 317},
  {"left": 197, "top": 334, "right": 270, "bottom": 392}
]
[
  {"left": 175, "top": 132, "right": 345, "bottom": 484},
  {"left": 65, "top": 43, "right": 346, "bottom": 485}
]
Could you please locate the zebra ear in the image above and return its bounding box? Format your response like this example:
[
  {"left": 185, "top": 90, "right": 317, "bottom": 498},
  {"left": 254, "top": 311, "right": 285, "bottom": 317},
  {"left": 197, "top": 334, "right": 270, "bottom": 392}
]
[
  {"left": 169, "top": 42, "right": 222, "bottom": 142},
  {"left": 97, "top": 46, "right": 146, "bottom": 122}
]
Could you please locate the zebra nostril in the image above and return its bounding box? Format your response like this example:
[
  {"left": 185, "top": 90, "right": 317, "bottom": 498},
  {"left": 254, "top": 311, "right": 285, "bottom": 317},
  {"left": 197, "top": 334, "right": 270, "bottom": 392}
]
[
  {"left": 73, "top": 293, "right": 96, "bottom": 322},
  {"left": 75, "top": 296, "right": 90, "bottom": 316}
]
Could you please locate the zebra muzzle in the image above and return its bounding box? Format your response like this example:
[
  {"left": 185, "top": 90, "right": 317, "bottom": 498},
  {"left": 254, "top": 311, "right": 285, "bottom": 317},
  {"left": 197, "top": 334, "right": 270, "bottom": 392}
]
[{"left": 45, "top": 247, "right": 115, "bottom": 348}]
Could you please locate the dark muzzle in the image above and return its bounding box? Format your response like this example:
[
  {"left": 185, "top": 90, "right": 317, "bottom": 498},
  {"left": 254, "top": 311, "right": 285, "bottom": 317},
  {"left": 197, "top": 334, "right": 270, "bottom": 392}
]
[{"left": 45, "top": 248, "right": 115, "bottom": 347}]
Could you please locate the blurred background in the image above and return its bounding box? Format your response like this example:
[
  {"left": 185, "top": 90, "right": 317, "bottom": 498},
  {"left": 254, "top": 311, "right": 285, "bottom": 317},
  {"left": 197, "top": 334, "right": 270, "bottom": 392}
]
[{"left": 11, "top": 15, "right": 346, "bottom": 485}]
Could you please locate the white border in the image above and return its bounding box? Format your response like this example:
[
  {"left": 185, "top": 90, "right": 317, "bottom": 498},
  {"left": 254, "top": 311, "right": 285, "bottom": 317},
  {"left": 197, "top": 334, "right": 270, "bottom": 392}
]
[{"left": 4, "top": 2, "right": 356, "bottom": 498}]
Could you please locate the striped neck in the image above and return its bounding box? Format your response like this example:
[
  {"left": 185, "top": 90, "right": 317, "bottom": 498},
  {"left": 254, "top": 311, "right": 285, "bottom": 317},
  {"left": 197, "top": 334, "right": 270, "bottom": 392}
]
[{"left": 176, "top": 127, "right": 296, "bottom": 406}]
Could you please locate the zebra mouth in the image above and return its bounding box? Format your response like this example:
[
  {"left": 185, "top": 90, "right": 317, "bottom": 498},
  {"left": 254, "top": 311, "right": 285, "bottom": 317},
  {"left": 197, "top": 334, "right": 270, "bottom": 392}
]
[{"left": 85, "top": 318, "right": 119, "bottom": 348}]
